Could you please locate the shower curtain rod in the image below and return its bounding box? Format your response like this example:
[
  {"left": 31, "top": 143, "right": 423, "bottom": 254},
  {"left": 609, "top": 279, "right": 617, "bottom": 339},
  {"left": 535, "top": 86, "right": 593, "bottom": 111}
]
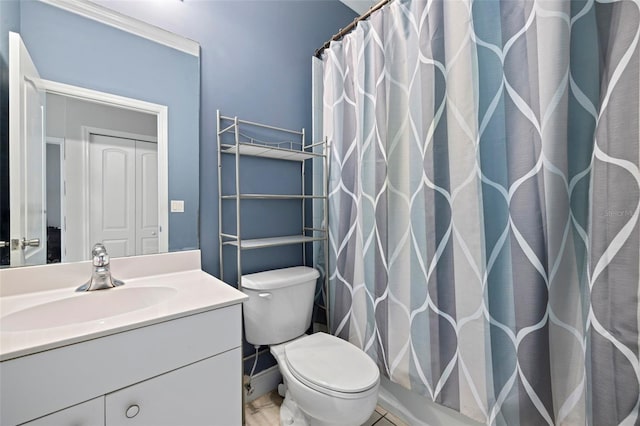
[{"left": 314, "top": 0, "right": 392, "bottom": 58}]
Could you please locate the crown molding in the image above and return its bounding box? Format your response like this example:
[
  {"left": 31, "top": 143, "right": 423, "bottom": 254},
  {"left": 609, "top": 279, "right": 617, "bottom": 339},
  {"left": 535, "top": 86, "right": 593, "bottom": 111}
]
[{"left": 39, "top": 0, "right": 200, "bottom": 57}]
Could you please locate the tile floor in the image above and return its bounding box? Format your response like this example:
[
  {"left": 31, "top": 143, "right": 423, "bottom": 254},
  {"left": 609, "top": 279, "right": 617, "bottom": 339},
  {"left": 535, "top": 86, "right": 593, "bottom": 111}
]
[{"left": 244, "top": 390, "right": 409, "bottom": 426}]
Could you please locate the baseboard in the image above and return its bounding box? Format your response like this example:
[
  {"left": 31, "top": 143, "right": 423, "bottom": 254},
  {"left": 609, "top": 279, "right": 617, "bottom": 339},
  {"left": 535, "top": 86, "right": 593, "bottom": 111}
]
[{"left": 244, "top": 365, "right": 282, "bottom": 402}]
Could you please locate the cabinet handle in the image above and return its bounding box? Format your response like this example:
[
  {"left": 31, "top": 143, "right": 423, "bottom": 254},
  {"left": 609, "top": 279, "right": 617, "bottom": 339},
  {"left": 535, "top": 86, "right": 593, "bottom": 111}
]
[{"left": 125, "top": 404, "right": 140, "bottom": 419}]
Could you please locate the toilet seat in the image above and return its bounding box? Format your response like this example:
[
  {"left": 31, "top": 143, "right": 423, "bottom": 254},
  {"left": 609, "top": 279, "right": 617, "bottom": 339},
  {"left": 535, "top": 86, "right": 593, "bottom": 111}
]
[{"left": 284, "top": 333, "right": 379, "bottom": 397}]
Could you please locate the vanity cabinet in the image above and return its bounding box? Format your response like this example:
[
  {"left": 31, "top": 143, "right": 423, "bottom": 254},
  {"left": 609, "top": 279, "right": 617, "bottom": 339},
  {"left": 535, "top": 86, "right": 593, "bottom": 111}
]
[
  {"left": 105, "top": 349, "right": 240, "bottom": 426},
  {"left": 21, "top": 398, "right": 104, "bottom": 426},
  {"left": 2, "top": 304, "right": 243, "bottom": 426}
]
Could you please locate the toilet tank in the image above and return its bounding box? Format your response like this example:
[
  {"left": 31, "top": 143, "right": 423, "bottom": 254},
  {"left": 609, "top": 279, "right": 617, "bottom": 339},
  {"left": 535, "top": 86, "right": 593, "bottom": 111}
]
[{"left": 242, "top": 266, "right": 320, "bottom": 346}]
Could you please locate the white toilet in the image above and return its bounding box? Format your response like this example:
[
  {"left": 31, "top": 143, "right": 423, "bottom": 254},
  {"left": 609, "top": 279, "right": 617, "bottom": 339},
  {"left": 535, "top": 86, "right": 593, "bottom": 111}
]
[{"left": 242, "top": 266, "right": 380, "bottom": 426}]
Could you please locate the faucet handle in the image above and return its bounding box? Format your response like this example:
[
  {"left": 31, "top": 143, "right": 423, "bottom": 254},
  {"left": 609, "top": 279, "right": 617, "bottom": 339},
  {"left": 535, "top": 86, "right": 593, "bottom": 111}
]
[
  {"left": 93, "top": 251, "right": 110, "bottom": 267},
  {"left": 92, "top": 243, "right": 107, "bottom": 257},
  {"left": 91, "top": 243, "right": 110, "bottom": 267},
  {"left": 77, "top": 242, "right": 123, "bottom": 292}
]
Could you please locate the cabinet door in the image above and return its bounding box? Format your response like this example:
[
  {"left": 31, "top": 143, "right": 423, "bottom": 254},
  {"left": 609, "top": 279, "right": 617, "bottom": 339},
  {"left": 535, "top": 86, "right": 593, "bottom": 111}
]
[
  {"left": 105, "top": 348, "right": 241, "bottom": 426},
  {"left": 21, "top": 397, "right": 104, "bottom": 426}
]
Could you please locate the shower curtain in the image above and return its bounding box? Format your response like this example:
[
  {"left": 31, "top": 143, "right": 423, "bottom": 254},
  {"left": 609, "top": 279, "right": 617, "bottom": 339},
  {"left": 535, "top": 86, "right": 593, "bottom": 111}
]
[{"left": 321, "top": 0, "right": 639, "bottom": 425}]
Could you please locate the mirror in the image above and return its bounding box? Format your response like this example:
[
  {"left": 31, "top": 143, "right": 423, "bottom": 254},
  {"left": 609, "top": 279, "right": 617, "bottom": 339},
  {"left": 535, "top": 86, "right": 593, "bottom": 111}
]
[
  {"left": 44, "top": 92, "right": 165, "bottom": 264},
  {"left": 1, "top": 0, "right": 201, "bottom": 267}
]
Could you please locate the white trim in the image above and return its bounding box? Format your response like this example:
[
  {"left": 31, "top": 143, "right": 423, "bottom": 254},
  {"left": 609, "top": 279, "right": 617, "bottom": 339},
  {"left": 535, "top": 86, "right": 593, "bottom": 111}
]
[
  {"left": 8, "top": 33, "right": 22, "bottom": 265},
  {"left": 40, "top": 78, "right": 169, "bottom": 255},
  {"left": 156, "top": 107, "right": 169, "bottom": 254},
  {"left": 244, "top": 365, "right": 282, "bottom": 403},
  {"left": 84, "top": 127, "right": 157, "bottom": 144},
  {"left": 38, "top": 0, "right": 200, "bottom": 57},
  {"left": 82, "top": 127, "right": 90, "bottom": 256},
  {"left": 41, "top": 78, "right": 167, "bottom": 114}
]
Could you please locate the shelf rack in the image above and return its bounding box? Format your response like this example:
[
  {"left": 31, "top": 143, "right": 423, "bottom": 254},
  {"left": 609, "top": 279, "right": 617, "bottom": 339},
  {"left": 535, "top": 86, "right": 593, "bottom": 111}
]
[{"left": 217, "top": 111, "right": 328, "bottom": 292}]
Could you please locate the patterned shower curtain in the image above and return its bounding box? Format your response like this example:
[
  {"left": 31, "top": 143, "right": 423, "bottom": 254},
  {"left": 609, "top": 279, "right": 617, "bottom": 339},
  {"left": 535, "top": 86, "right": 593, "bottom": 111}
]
[{"left": 321, "top": 0, "right": 639, "bottom": 424}]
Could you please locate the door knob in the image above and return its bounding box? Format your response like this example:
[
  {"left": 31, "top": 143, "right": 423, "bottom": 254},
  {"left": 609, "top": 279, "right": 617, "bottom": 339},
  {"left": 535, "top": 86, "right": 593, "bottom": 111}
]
[
  {"left": 19, "top": 238, "right": 40, "bottom": 249},
  {"left": 0, "top": 241, "right": 8, "bottom": 248}
]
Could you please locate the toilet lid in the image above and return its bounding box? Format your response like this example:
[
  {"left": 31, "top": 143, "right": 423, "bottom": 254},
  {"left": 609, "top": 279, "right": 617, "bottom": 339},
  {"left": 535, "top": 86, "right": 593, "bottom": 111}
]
[{"left": 284, "top": 333, "right": 379, "bottom": 394}]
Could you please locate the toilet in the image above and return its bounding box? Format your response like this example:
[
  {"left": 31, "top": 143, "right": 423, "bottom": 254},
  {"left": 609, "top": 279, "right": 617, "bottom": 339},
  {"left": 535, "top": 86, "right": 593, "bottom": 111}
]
[{"left": 242, "top": 266, "right": 380, "bottom": 426}]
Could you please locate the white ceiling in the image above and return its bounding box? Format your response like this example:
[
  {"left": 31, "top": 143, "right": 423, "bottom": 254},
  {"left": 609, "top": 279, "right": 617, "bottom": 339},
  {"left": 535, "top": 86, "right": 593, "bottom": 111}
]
[{"left": 340, "top": 0, "right": 377, "bottom": 16}]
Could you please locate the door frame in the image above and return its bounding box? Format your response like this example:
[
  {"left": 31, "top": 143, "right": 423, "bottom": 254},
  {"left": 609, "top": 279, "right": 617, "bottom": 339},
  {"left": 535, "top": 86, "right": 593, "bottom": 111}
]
[{"left": 40, "top": 79, "right": 169, "bottom": 255}]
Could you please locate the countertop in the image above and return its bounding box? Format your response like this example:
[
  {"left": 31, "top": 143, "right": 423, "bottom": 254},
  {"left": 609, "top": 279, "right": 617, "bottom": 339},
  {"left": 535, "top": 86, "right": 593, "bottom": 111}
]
[{"left": 0, "top": 251, "right": 247, "bottom": 361}]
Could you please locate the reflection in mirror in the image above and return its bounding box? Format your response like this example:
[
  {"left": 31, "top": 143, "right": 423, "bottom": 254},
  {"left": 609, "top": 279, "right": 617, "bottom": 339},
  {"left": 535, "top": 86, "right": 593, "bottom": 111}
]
[
  {"left": 1, "top": 0, "right": 201, "bottom": 268},
  {"left": 5, "top": 31, "right": 169, "bottom": 267},
  {"left": 45, "top": 94, "right": 163, "bottom": 263}
]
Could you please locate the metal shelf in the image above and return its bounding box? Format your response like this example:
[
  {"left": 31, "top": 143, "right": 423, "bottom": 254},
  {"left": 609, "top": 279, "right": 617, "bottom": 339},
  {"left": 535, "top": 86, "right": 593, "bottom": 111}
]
[
  {"left": 217, "top": 110, "right": 328, "bottom": 293},
  {"left": 222, "top": 235, "right": 325, "bottom": 250},
  {"left": 219, "top": 143, "right": 321, "bottom": 162},
  {"left": 221, "top": 194, "right": 327, "bottom": 200}
]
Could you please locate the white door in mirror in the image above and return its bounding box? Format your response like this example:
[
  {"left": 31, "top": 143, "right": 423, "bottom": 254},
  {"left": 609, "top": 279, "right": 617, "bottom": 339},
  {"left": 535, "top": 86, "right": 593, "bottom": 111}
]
[
  {"left": 8, "top": 32, "right": 47, "bottom": 267},
  {"left": 89, "top": 135, "right": 159, "bottom": 258}
]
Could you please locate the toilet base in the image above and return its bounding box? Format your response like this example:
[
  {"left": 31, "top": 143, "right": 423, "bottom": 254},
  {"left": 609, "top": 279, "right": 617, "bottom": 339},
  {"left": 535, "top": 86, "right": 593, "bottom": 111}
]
[
  {"left": 279, "top": 390, "right": 309, "bottom": 426},
  {"left": 278, "top": 385, "right": 374, "bottom": 426},
  {"left": 271, "top": 336, "right": 380, "bottom": 426}
]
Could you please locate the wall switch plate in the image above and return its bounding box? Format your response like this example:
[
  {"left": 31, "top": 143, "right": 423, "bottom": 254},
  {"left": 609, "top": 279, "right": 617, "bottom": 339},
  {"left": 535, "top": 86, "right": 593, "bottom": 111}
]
[{"left": 171, "top": 200, "right": 185, "bottom": 213}]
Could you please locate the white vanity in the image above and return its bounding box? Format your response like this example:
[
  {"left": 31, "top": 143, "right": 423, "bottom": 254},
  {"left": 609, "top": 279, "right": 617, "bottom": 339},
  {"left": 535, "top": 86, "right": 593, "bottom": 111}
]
[{"left": 0, "top": 250, "right": 247, "bottom": 426}]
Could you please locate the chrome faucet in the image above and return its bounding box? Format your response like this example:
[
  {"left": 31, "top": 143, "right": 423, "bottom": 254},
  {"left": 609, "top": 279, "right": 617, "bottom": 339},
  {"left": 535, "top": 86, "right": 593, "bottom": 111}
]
[{"left": 76, "top": 243, "right": 125, "bottom": 291}]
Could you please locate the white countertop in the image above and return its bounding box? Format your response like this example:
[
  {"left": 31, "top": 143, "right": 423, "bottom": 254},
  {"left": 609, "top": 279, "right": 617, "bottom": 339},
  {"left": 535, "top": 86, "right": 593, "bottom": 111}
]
[{"left": 0, "top": 251, "right": 247, "bottom": 361}]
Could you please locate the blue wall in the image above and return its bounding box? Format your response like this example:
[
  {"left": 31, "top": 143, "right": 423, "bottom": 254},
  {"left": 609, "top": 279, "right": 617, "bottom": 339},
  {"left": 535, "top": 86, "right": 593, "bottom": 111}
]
[
  {"left": 89, "top": 0, "right": 356, "bottom": 279},
  {"left": 90, "top": 0, "right": 356, "bottom": 374},
  {"left": 1, "top": 0, "right": 355, "bottom": 373}
]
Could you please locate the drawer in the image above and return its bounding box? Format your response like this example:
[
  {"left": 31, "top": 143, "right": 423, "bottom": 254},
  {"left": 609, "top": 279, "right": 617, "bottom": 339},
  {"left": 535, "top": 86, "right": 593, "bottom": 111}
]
[
  {"left": 105, "top": 349, "right": 241, "bottom": 426},
  {"left": 20, "top": 397, "right": 103, "bottom": 426}
]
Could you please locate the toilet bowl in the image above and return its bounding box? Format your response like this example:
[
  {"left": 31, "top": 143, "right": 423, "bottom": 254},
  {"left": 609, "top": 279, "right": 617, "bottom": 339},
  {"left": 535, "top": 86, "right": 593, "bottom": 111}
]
[
  {"left": 271, "top": 333, "right": 379, "bottom": 426},
  {"left": 241, "top": 266, "right": 380, "bottom": 426}
]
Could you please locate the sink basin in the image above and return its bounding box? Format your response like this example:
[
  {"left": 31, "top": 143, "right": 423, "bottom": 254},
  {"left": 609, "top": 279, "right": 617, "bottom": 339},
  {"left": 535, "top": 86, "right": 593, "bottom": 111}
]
[{"left": 1, "top": 286, "right": 178, "bottom": 332}]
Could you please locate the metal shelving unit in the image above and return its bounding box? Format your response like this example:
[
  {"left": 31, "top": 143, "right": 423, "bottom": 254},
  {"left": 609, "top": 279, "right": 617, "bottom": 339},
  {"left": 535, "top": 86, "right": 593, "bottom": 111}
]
[{"left": 217, "top": 110, "right": 328, "bottom": 292}]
